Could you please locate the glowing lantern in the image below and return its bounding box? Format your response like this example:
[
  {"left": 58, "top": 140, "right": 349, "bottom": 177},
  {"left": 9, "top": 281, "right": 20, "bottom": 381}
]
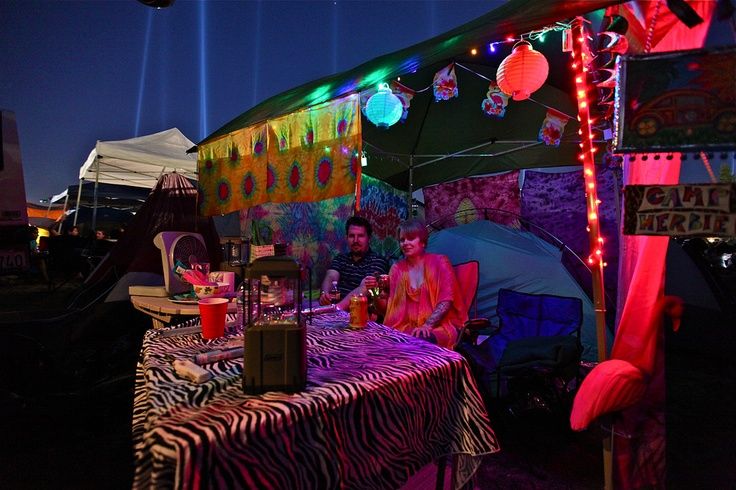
[
  {"left": 496, "top": 41, "right": 549, "bottom": 101},
  {"left": 365, "top": 83, "right": 403, "bottom": 129}
]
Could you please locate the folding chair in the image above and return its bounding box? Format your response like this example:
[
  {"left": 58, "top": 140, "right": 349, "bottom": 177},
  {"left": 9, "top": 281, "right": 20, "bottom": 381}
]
[{"left": 460, "top": 288, "right": 583, "bottom": 401}]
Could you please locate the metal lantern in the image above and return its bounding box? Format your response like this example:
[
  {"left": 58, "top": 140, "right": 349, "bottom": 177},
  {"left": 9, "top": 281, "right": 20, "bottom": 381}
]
[
  {"left": 496, "top": 41, "right": 549, "bottom": 101},
  {"left": 242, "top": 256, "right": 306, "bottom": 394},
  {"left": 365, "top": 83, "right": 403, "bottom": 129}
]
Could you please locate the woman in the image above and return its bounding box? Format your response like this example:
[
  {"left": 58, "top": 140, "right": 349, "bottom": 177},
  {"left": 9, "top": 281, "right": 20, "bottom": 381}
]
[{"left": 382, "top": 219, "right": 467, "bottom": 349}]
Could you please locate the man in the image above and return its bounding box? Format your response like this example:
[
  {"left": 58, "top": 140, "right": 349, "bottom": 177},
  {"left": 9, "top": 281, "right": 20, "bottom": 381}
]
[{"left": 319, "top": 216, "right": 389, "bottom": 307}]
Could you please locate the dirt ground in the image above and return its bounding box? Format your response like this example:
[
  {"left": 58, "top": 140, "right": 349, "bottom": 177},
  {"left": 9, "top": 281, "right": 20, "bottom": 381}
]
[{"left": 0, "top": 274, "right": 605, "bottom": 489}]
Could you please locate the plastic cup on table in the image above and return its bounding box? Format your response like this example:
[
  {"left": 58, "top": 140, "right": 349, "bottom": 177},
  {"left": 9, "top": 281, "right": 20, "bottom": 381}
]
[{"left": 198, "top": 297, "right": 229, "bottom": 339}]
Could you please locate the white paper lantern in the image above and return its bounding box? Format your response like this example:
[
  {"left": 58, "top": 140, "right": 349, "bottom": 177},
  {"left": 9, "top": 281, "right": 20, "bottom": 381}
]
[{"left": 365, "top": 83, "right": 403, "bottom": 129}]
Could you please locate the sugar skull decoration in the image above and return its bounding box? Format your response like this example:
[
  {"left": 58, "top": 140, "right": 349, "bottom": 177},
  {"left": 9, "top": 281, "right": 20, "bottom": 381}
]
[
  {"left": 433, "top": 63, "right": 458, "bottom": 102},
  {"left": 538, "top": 108, "right": 570, "bottom": 147},
  {"left": 481, "top": 81, "right": 509, "bottom": 118}
]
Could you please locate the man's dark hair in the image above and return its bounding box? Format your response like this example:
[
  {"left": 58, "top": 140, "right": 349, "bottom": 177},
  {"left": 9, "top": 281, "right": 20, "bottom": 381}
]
[{"left": 345, "top": 216, "right": 372, "bottom": 237}]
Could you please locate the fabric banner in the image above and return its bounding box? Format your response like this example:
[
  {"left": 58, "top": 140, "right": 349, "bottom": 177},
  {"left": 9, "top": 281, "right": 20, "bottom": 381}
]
[
  {"left": 242, "top": 175, "right": 408, "bottom": 287},
  {"left": 422, "top": 171, "right": 521, "bottom": 228},
  {"left": 198, "top": 94, "right": 362, "bottom": 216},
  {"left": 521, "top": 166, "right": 621, "bottom": 300}
]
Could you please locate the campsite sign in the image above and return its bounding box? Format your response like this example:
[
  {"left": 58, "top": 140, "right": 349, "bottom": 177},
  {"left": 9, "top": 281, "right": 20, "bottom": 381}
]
[{"left": 623, "top": 183, "right": 736, "bottom": 237}]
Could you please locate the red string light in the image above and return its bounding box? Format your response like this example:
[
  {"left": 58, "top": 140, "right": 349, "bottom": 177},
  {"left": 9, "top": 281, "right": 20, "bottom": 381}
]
[{"left": 572, "top": 18, "right": 609, "bottom": 362}]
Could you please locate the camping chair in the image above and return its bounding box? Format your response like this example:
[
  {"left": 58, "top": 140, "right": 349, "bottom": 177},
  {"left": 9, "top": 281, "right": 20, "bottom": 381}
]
[
  {"left": 460, "top": 288, "right": 583, "bottom": 403},
  {"left": 452, "top": 261, "right": 492, "bottom": 348}
]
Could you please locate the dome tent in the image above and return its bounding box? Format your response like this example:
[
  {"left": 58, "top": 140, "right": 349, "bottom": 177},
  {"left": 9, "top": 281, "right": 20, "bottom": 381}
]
[{"left": 426, "top": 220, "right": 610, "bottom": 361}]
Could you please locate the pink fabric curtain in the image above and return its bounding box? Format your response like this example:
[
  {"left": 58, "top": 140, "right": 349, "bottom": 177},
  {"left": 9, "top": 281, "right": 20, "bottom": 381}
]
[{"left": 611, "top": 2, "right": 716, "bottom": 488}]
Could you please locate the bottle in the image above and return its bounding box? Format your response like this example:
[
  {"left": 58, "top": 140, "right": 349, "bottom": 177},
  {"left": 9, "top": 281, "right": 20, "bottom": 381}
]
[
  {"left": 349, "top": 293, "right": 368, "bottom": 329},
  {"left": 329, "top": 280, "right": 341, "bottom": 304}
]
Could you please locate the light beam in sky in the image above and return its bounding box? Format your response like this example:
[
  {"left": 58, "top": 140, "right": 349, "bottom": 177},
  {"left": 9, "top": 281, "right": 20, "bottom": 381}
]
[
  {"left": 199, "top": 0, "right": 208, "bottom": 139},
  {"left": 251, "top": 0, "right": 263, "bottom": 108},
  {"left": 332, "top": 1, "right": 338, "bottom": 73},
  {"left": 135, "top": 9, "right": 154, "bottom": 136}
]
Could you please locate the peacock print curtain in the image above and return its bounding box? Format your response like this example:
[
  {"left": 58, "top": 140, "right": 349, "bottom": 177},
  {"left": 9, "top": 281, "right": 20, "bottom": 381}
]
[{"left": 198, "top": 94, "right": 362, "bottom": 216}]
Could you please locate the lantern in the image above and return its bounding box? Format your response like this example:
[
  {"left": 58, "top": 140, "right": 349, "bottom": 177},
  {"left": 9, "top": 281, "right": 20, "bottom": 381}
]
[
  {"left": 496, "top": 41, "right": 549, "bottom": 101},
  {"left": 365, "top": 83, "right": 403, "bottom": 128},
  {"left": 243, "top": 256, "right": 307, "bottom": 394}
]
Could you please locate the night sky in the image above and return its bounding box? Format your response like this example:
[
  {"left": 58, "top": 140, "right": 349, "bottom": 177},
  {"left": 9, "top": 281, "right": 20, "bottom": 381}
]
[{"left": 0, "top": 0, "right": 501, "bottom": 203}]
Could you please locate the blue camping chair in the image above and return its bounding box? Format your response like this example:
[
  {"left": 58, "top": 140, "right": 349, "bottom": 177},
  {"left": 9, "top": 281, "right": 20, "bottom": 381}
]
[{"left": 459, "top": 288, "right": 583, "bottom": 400}]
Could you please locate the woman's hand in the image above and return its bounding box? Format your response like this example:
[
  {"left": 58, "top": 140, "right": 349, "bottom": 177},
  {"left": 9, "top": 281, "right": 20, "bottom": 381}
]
[{"left": 411, "top": 324, "right": 433, "bottom": 339}]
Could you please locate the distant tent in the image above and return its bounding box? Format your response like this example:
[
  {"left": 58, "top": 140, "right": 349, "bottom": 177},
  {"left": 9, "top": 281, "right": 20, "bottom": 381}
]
[
  {"left": 50, "top": 182, "right": 151, "bottom": 210},
  {"left": 426, "top": 220, "right": 611, "bottom": 361},
  {"left": 60, "top": 206, "right": 135, "bottom": 236},
  {"left": 86, "top": 173, "right": 221, "bottom": 301}
]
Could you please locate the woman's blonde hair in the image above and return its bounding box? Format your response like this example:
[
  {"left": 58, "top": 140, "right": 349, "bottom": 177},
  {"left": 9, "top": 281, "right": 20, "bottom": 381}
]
[{"left": 398, "top": 218, "right": 429, "bottom": 246}]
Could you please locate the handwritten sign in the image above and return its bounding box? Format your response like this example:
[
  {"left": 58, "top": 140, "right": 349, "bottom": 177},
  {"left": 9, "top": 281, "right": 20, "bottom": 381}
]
[
  {"left": 623, "top": 183, "right": 736, "bottom": 237},
  {"left": 250, "top": 244, "right": 275, "bottom": 262}
]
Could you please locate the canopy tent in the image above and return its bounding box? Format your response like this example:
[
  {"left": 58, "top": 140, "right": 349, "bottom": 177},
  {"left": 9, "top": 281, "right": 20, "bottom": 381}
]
[
  {"left": 79, "top": 128, "right": 198, "bottom": 188},
  {"left": 75, "top": 127, "right": 198, "bottom": 233},
  {"left": 51, "top": 182, "right": 150, "bottom": 208},
  {"left": 196, "top": 0, "right": 626, "bottom": 193}
]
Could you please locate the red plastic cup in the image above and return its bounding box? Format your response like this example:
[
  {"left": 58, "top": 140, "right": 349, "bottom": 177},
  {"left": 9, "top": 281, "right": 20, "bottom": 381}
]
[{"left": 198, "top": 297, "right": 229, "bottom": 339}]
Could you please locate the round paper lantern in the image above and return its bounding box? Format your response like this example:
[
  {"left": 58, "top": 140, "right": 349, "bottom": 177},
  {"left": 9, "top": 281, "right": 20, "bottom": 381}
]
[
  {"left": 365, "top": 83, "right": 403, "bottom": 129},
  {"left": 496, "top": 41, "right": 549, "bottom": 101}
]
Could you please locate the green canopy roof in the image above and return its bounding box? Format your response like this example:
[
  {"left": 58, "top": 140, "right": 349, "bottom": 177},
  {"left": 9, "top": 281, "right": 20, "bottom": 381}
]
[{"left": 198, "top": 0, "right": 625, "bottom": 191}]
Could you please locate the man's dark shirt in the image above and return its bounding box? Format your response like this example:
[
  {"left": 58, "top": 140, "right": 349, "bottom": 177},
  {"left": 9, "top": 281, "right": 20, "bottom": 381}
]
[{"left": 329, "top": 249, "right": 389, "bottom": 297}]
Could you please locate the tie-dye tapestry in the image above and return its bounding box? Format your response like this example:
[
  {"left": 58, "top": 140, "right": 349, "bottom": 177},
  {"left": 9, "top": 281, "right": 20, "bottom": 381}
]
[
  {"left": 242, "top": 175, "right": 408, "bottom": 288},
  {"left": 422, "top": 171, "right": 521, "bottom": 228},
  {"left": 198, "top": 94, "right": 362, "bottom": 216},
  {"left": 521, "top": 166, "right": 621, "bottom": 301}
]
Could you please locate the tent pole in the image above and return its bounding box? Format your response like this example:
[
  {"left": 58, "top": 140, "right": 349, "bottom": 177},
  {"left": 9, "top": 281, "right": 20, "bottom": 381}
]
[
  {"left": 408, "top": 155, "right": 414, "bottom": 216},
  {"left": 571, "top": 17, "right": 611, "bottom": 490},
  {"left": 91, "top": 157, "right": 100, "bottom": 236},
  {"left": 58, "top": 193, "right": 69, "bottom": 234},
  {"left": 73, "top": 179, "right": 84, "bottom": 227}
]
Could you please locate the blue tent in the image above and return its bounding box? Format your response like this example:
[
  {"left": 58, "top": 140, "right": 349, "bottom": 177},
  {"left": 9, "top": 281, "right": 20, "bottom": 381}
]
[{"left": 427, "top": 220, "right": 610, "bottom": 361}]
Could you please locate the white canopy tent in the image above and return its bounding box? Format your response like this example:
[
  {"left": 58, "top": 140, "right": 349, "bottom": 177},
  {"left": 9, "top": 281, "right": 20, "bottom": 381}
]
[
  {"left": 78, "top": 128, "right": 198, "bottom": 187},
  {"left": 73, "top": 128, "right": 198, "bottom": 231}
]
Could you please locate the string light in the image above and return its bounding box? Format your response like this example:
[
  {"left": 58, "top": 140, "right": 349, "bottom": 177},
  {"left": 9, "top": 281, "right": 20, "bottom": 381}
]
[
  {"left": 571, "top": 17, "right": 608, "bottom": 362},
  {"left": 487, "top": 22, "right": 571, "bottom": 55}
]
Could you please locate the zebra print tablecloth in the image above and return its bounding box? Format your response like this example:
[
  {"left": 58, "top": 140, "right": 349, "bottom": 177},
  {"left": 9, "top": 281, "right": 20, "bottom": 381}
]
[{"left": 132, "top": 311, "right": 499, "bottom": 489}]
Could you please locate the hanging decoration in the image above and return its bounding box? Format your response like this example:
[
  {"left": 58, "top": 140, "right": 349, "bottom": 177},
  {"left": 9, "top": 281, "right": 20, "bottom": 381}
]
[
  {"left": 496, "top": 40, "right": 549, "bottom": 101},
  {"left": 480, "top": 81, "right": 509, "bottom": 118},
  {"left": 392, "top": 82, "right": 415, "bottom": 122},
  {"left": 364, "top": 83, "right": 403, "bottom": 129},
  {"left": 198, "top": 94, "right": 362, "bottom": 216},
  {"left": 432, "top": 63, "right": 458, "bottom": 101},
  {"left": 538, "top": 108, "right": 570, "bottom": 146},
  {"left": 359, "top": 81, "right": 414, "bottom": 123}
]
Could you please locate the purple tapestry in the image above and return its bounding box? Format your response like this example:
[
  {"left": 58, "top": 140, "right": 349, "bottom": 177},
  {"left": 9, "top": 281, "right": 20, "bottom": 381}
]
[
  {"left": 423, "top": 171, "right": 521, "bottom": 228},
  {"left": 521, "top": 166, "right": 621, "bottom": 300}
]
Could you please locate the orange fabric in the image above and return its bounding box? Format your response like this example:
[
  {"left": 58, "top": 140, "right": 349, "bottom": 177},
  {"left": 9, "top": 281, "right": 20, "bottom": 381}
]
[
  {"left": 453, "top": 261, "right": 479, "bottom": 318},
  {"left": 383, "top": 253, "right": 467, "bottom": 349}
]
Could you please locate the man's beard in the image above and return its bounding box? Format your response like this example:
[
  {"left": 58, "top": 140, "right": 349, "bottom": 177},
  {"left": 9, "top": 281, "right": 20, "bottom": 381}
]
[{"left": 350, "top": 248, "right": 366, "bottom": 259}]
